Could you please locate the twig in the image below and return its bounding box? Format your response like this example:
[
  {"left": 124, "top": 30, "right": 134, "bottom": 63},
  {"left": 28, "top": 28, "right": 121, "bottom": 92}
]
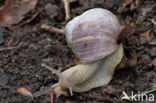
[
  {"left": 50, "top": 89, "right": 54, "bottom": 103},
  {"left": 33, "top": 87, "right": 51, "bottom": 97},
  {"left": 33, "top": 88, "right": 54, "bottom": 103},
  {"left": 63, "top": 0, "right": 71, "bottom": 21},
  {"left": 0, "top": 42, "right": 23, "bottom": 51},
  {"left": 41, "top": 24, "right": 65, "bottom": 34},
  {"left": 62, "top": 0, "right": 77, "bottom": 21},
  {"left": 150, "top": 19, "right": 156, "bottom": 25},
  {"left": 153, "top": 84, "right": 156, "bottom": 89}
]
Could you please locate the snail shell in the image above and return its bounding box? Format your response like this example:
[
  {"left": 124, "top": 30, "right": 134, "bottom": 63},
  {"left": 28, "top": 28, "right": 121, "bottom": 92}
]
[
  {"left": 42, "top": 8, "right": 123, "bottom": 97},
  {"left": 65, "top": 8, "right": 120, "bottom": 63}
]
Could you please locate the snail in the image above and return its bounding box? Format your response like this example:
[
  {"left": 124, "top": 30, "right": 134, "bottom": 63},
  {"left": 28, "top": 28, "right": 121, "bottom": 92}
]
[{"left": 41, "top": 8, "right": 124, "bottom": 97}]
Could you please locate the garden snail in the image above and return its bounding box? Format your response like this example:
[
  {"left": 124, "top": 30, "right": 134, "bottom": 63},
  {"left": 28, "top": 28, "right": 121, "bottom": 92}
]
[{"left": 41, "top": 8, "right": 123, "bottom": 97}]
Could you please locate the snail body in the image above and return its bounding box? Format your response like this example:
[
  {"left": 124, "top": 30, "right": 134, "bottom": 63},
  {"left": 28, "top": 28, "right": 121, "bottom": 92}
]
[
  {"left": 57, "top": 44, "right": 123, "bottom": 93},
  {"left": 42, "top": 8, "right": 123, "bottom": 97}
]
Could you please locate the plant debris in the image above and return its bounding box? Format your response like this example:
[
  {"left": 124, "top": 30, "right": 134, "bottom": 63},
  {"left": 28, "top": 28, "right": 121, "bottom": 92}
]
[
  {"left": 0, "top": 0, "right": 38, "bottom": 28},
  {"left": 17, "top": 87, "right": 33, "bottom": 97},
  {"left": 0, "top": 72, "right": 9, "bottom": 86},
  {"left": 139, "top": 30, "right": 151, "bottom": 44},
  {"left": 0, "top": 42, "right": 22, "bottom": 51},
  {"left": 0, "top": 0, "right": 155, "bottom": 103}
]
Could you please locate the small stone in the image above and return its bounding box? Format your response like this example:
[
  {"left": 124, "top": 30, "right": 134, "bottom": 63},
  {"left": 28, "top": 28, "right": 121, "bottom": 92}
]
[
  {"left": 140, "top": 54, "right": 150, "bottom": 63},
  {"left": 0, "top": 37, "right": 4, "bottom": 45},
  {"left": 150, "top": 47, "right": 156, "bottom": 57},
  {"left": 151, "top": 58, "right": 156, "bottom": 67},
  {"left": 0, "top": 73, "right": 9, "bottom": 86},
  {"left": 44, "top": 4, "right": 59, "bottom": 17}
]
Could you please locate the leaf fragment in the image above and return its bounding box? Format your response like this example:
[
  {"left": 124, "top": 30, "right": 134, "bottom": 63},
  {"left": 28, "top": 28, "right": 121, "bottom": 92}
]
[
  {"left": 0, "top": 0, "right": 38, "bottom": 28},
  {"left": 17, "top": 87, "right": 33, "bottom": 97}
]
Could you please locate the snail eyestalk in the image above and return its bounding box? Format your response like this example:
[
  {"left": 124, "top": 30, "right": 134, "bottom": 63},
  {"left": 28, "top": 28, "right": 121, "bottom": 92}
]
[
  {"left": 66, "top": 69, "right": 78, "bottom": 96},
  {"left": 41, "top": 63, "right": 63, "bottom": 78},
  {"left": 41, "top": 63, "right": 76, "bottom": 96}
]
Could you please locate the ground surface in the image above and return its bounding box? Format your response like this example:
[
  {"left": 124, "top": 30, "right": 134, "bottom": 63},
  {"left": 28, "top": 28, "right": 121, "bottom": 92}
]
[{"left": 0, "top": 0, "right": 156, "bottom": 103}]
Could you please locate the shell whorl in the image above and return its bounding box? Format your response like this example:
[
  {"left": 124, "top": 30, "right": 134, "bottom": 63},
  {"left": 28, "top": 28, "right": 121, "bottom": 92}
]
[{"left": 65, "top": 8, "right": 120, "bottom": 63}]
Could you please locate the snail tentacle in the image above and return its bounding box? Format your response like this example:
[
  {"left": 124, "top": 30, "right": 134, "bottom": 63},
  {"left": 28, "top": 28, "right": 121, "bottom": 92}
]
[
  {"left": 51, "top": 83, "right": 59, "bottom": 88},
  {"left": 41, "top": 63, "right": 77, "bottom": 96},
  {"left": 66, "top": 69, "right": 78, "bottom": 96},
  {"left": 69, "top": 86, "right": 73, "bottom": 96},
  {"left": 41, "top": 63, "right": 63, "bottom": 78}
]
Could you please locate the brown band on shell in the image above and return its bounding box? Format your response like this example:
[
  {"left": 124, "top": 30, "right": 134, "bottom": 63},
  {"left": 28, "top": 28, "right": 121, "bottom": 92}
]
[
  {"left": 67, "top": 9, "right": 120, "bottom": 63},
  {"left": 72, "top": 39, "right": 118, "bottom": 63},
  {"left": 72, "top": 35, "right": 116, "bottom": 44},
  {"left": 72, "top": 20, "right": 119, "bottom": 41},
  {"left": 71, "top": 20, "right": 120, "bottom": 63}
]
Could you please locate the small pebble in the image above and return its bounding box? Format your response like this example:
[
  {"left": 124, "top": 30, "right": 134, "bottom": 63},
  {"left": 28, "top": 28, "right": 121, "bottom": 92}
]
[{"left": 150, "top": 47, "right": 156, "bottom": 57}]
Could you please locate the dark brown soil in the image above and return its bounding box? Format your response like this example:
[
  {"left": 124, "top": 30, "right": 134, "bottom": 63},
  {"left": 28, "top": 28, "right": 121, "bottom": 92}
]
[{"left": 0, "top": 0, "right": 156, "bottom": 103}]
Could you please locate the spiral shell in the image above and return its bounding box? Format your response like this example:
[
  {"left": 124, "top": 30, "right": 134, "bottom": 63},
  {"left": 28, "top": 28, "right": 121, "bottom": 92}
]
[
  {"left": 41, "top": 8, "right": 123, "bottom": 97},
  {"left": 65, "top": 8, "right": 120, "bottom": 63}
]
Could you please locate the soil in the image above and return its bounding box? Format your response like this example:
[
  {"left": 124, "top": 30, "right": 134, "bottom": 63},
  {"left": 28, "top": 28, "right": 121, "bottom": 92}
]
[{"left": 0, "top": 0, "right": 156, "bottom": 103}]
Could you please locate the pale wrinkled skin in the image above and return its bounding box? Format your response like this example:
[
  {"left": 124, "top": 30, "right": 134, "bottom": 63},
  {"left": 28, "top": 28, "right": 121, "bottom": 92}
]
[
  {"left": 50, "top": 8, "right": 123, "bottom": 97},
  {"left": 53, "top": 44, "right": 123, "bottom": 97}
]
